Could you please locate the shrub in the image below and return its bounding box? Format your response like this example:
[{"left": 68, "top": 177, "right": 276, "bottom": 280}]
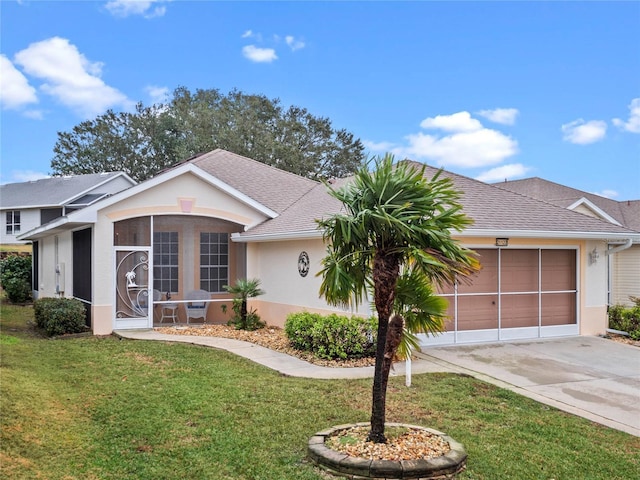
[
  {"left": 285, "top": 312, "right": 377, "bottom": 360},
  {"left": 3, "top": 277, "right": 31, "bottom": 303},
  {"left": 33, "top": 297, "right": 87, "bottom": 337},
  {"left": 0, "top": 254, "right": 32, "bottom": 303},
  {"left": 608, "top": 303, "right": 640, "bottom": 340},
  {"left": 223, "top": 278, "right": 265, "bottom": 331}
]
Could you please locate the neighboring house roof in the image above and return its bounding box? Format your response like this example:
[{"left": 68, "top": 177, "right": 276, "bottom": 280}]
[
  {"left": 493, "top": 177, "right": 640, "bottom": 231},
  {"left": 0, "top": 172, "right": 136, "bottom": 209},
  {"left": 237, "top": 161, "right": 640, "bottom": 242},
  {"left": 186, "top": 149, "right": 318, "bottom": 214}
]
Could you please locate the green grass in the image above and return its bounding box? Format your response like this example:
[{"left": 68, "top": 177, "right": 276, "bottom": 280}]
[{"left": 1, "top": 302, "right": 638, "bottom": 479}]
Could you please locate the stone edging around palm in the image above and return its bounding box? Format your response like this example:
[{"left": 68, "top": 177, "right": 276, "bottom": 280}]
[{"left": 308, "top": 422, "right": 467, "bottom": 479}]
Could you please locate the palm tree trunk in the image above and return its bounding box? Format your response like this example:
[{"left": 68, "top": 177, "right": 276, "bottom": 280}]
[
  {"left": 369, "top": 314, "right": 389, "bottom": 443},
  {"left": 240, "top": 298, "right": 247, "bottom": 324},
  {"left": 368, "top": 252, "right": 400, "bottom": 443}
]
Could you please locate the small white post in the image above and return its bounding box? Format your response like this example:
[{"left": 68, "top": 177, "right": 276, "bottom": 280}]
[{"left": 405, "top": 351, "right": 412, "bottom": 387}]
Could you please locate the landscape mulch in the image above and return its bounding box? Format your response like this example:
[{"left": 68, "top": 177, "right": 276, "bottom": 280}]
[
  {"left": 325, "top": 425, "right": 451, "bottom": 461},
  {"left": 155, "top": 324, "right": 376, "bottom": 368}
]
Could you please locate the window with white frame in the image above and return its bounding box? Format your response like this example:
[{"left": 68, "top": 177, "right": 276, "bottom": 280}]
[
  {"left": 199, "top": 232, "right": 229, "bottom": 293},
  {"left": 6, "top": 210, "right": 20, "bottom": 234},
  {"left": 153, "top": 232, "right": 178, "bottom": 293}
]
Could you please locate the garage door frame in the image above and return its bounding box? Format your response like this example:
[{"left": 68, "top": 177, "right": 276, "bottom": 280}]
[{"left": 421, "top": 245, "right": 580, "bottom": 346}]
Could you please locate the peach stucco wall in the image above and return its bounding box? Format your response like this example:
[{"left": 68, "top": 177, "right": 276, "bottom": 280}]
[
  {"left": 248, "top": 235, "right": 609, "bottom": 336},
  {"left": 246, "top": 238, "right": 371, "bottom": 327}
]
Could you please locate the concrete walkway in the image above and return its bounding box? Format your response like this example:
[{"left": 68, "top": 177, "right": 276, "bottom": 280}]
[
  {"left": 115, "top": 329, "right": 452, "bottom": 379},
  {"left": 116, "top": 330, "right": 639, "bottom": 436}
]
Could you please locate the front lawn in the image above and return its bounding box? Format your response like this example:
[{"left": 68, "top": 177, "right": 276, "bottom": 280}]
[{"left": 1, "top": 302, "right": 638, "bottom": 479}]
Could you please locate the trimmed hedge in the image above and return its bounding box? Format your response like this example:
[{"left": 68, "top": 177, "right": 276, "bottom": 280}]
[
  {"left": 608, "top": 304, "right": 640, "bottom": 340},
  {"left": 34, "top": 297, "right": 87, "bottom": 337},
  {"left": 284, "top": 312, "right": 377, "bottom": 360}
]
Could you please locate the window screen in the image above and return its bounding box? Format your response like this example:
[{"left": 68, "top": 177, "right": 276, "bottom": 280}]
[
  {"left": 153, "top": 232, "right": 178, "bottom": 293},
  {"left": 199, "top": 232, "right": 229, "bottom": 293}
]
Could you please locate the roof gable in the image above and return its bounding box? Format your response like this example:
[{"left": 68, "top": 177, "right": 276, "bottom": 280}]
[
  {"left": 566, "top": 198, "right": 622, "bottom": 225},
  {"left": 494, "top": 177, "right": 638, "bottom": 230},
  {"left": 188, "top": 149, "right": 318, "bottom": 214}
]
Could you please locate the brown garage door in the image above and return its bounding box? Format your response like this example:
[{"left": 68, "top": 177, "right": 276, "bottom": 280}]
[{"left": 435, "top": 248, "right": 577, "bottom": 343}]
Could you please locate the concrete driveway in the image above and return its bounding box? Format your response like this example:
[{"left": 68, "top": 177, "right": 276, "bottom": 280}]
[{"left": 418, "top": 336, "right": 640, "bottom": 437}]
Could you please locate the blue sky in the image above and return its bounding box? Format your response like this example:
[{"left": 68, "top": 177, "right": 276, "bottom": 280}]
[{"left": 1, "top": 1, "right": 639, "bottom": 200}]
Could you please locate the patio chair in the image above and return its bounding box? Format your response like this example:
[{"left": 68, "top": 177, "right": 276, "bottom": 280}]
[
  {"left": 185, "top": 289, "right": 211, "bottom": 324},
  {"left": 155, "top": 289, "right": 179, "bottom": 324}
]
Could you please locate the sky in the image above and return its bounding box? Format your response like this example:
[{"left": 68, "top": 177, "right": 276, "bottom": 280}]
[{"left": 1, "top": 0, "right": 639, "bottom": 200}]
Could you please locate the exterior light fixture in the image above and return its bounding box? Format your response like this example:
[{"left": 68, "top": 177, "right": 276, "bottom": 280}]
[
  {"left": 589, "top": 248, "right": 599, "bottom": 265},
  {"left": 495, "top": 238, "right": 509, "bottom": 247}
]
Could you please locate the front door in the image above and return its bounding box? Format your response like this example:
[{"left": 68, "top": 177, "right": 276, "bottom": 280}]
[{"left": 114, "top": 248, "right": 152, "bottom": 329}]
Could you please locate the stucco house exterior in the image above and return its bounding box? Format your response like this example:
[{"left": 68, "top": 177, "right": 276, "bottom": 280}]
[
  {"left": 495, "top": 177, "right": 640, "bottom": 307},
  {"left": 1, "top": 172, "right": 136, "bottom": 246},
  {"left": 18, "top": 150, "right": 640, "bottom": 346}
]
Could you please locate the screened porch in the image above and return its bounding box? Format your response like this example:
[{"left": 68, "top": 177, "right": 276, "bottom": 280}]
[{"left": 113, "top": 215, "right": 246, "bottom": 329}]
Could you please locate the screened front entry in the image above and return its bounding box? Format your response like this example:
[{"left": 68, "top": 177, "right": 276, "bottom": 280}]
[
  {"left": 427, "top": 248, "right": 579, "bottom": 345},
  {"left": 113, "top": 215, "right": 246, "bottom": 329}
]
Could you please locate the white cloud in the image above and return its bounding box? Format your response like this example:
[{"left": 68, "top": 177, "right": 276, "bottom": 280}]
[
  {"left": 363, "top": 140, "right": 396, "bottom": 153},
  {"left": 561, "top": 119, "right": 607, "bottom": 145},
  {"left": 10, "top": 170, "right": 50, "bottom": 182},
  {"left": 145, "top": 85, "right": 169, "bottom": 104},
  {"left": 14, "top": 37, "right": 132, "bottom": 118},
  {"left": 242, "top": 45, "right": 278, "bottom": 63},
  {"left": 0, "top": 54, "right": 38, "bottom": 110},
  {"left": 477, "top": 108, "right": 519, "bottom": 125},
  {"left": 23, "top": 109, "right": 44, "bottom": 120},
  {"left": 241, "top": 30, "right": 253, "bottom": 38},
  {"left": 612, "top": 98, "right": 640, "bottom": 134},
  {"left": 399, "top": 128, "right": 518, "bottom": 168},
  {"left": 420, "top": 111, "right": 483, "bottom": 132},
  {"left": 476, "top": 163, "right": 531, "bottom": 183},
  {"left": 591, "top": 189, "right": 619, "bottom": 199},
  {"left": 391, "top": 112, "right": 518, "bottom": 168},
  {"left": 105, "top": 0, "right": 167, "bottom": 18},
  {"left": 285, "top": 35, "right": 305, "bottom": 51}
]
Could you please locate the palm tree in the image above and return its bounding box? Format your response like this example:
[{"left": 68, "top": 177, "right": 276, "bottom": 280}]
[
  {"left": 318, "top": 154, "right": 478, "bottom": 443},
  {"left": 223, "top": 278, "right": 265, "bottom": 330}
]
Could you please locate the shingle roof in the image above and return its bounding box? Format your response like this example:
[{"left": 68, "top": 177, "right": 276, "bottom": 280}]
[
  {"left": 494, "top": 177, "right": 640, "bottom": 231},
  {"left": 187, "top": 149, "right": 318, "bottom": 214},
  {"left": 240, "top": 178, "right": 348, "bottom": 237},
  {"left": 240, "top": 161, "right": 639, "bottom": 239},
  {"left": 1, "top": 172, "right": 128, "bottom": 209}
]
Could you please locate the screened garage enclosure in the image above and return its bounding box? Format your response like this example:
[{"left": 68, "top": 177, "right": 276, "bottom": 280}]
[{"left": 430, "top": 247, "right": 578, "bottom": 345}]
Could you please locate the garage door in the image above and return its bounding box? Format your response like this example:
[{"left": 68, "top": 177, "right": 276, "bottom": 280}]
[{"left": 423, "top": 248, "right": 578, "bottom": 345}]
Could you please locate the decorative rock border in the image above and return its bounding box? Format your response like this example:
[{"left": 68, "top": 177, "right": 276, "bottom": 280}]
[{"left": 308, "top": 422, "right": 467, "bottom": 479}]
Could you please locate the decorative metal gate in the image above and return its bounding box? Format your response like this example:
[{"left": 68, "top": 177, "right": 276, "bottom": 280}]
[{"left": 114, "top": 248, "right": 152, "bottom": 330}]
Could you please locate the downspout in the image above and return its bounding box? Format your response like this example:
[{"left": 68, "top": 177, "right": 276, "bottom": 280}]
[
  {"left": 605, "top": 238, "right": 633, "bottom": 310},
  {"left": 605, "top": 238, "right": 633, "bottom": 255}
]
